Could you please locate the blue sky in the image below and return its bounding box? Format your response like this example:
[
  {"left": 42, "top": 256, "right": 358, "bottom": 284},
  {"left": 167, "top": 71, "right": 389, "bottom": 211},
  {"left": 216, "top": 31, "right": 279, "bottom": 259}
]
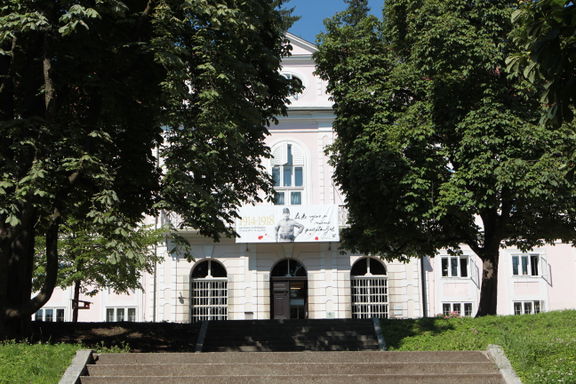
[{"left": 286, "top": 0, "right": 384, "bottom": 44}]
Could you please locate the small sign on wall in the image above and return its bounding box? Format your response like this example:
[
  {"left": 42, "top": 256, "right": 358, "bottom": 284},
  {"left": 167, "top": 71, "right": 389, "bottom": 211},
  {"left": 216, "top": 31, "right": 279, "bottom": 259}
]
[{"left": 236, "top": 205, "right": 339, "bottom": 243}]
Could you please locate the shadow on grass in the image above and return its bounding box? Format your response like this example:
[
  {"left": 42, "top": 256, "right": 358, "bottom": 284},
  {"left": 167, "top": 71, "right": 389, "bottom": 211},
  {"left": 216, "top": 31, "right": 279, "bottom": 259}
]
[
  {"left": 380, "top": 317, "right": 455, "bottom": 349},
  {"left": 29, "top": 321, "right": 202, "bottom": 352}
]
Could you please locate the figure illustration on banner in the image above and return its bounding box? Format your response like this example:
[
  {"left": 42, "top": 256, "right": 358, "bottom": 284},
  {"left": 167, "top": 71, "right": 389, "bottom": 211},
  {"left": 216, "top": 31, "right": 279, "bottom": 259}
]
[{"left": 275, "top": 208, "right": 304, "bottom": 242}]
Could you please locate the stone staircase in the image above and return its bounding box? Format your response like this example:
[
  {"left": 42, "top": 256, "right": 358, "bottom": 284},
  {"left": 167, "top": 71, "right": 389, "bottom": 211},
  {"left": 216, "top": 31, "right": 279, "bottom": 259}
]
[
  {"left": 79, "top": 350, "right": 506, "bottom": 383},
  {"left": 202, "top": 319, "right": 380, "bottom": 352}
]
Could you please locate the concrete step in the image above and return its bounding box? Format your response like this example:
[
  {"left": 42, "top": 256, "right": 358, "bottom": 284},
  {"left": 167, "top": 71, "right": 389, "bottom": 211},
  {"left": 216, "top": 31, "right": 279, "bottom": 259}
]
[
  {"left": 205, "top": 345, "right": 379, "bottom": 352},
  {"left": 204, "top": 333, "right": 378, "bottom": 341},
  {"left": 95, "top": 351, "right": 491, "bottom": 364},
  {"left": 86, "top": 362, "right": 499, "bottom": 376},
  {"left": 80, "top": 373, "right": 505, "bottom": 384}
]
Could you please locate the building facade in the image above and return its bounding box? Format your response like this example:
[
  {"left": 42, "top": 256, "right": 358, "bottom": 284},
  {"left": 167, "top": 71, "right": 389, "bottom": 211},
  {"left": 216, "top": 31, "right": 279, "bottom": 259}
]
[{"left": 37, "top": 34, "right": 576, "bottom": 323}]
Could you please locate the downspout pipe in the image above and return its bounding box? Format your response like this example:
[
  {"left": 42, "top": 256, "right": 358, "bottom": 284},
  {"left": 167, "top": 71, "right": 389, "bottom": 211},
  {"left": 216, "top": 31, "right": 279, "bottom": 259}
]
[{"left": 420, "top": 257, "right": 428, "bottom": 318}]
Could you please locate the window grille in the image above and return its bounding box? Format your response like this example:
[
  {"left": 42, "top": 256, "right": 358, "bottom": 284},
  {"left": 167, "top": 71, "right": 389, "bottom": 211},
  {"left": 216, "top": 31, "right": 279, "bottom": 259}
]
[
  {"left": 351, "top": 258, "right": 388, "bottom": 319},
  {"left": 351, "top": 276, "right": 388, "bottom": 318},
  {"left": 191, "top": 278, "right": 228, "bottom": 322}
]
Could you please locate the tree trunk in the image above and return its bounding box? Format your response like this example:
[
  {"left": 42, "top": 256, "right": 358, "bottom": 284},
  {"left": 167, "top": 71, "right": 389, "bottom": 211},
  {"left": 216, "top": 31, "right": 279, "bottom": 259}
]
[
  {"left": 0, "top": 225, "right": 10, "bottom": 339},
  {"left": 2, "top": 211, "right": 36, "bottom": 338},
  {"left": 475, "top": 247, "right": 500, "bottom": 317},
  {"left": 72, "top": 280, "right": 80, "bottom": 323},
  {"left": 1, "top": 221, "right": 60, "bottom": 338}
]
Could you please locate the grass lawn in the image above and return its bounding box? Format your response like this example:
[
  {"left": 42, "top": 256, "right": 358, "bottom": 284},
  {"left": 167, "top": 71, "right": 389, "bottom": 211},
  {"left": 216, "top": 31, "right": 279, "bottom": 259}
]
[
  {"left": 0, "top": 341, "right": 82, "bottom": 384},
  {"left": 381, "top": 310, "right": 576, "bottom": 384},
  {"left": 1, "top": 310, "right": 574, "bottom": 384}
]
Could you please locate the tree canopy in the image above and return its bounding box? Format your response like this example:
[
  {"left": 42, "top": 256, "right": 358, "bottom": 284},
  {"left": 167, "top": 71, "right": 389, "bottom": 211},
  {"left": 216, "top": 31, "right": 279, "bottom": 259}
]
[
  {"left": 507, "top": 0, "right": 576, "bottom": 127},
  {"left": 0, "top": 0, "right": 296, "bottom": 336},
  {"left": 315, "top": 0, "right": 576, "bottom": 316}
]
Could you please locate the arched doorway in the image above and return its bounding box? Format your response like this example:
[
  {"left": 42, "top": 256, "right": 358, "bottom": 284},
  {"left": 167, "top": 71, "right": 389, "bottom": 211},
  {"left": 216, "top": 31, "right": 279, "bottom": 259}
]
[
  {"left": 270, "top": 258, "right": 307, "bottom": 319},
  {"left": 350, "top": 257, "right": 388, "bottom": 319},
  {"left": 190, "top": 259, "right": 228, "bottom": 322}
]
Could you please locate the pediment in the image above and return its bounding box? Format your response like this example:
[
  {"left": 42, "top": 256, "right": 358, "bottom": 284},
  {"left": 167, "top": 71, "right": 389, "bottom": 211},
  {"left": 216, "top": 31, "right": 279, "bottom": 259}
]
[{"left": 286, "top": 32, "right": 318, "bottom": 55}]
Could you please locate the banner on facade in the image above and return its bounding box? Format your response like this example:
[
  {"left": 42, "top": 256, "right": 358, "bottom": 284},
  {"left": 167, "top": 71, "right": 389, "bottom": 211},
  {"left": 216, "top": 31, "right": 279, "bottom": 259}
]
[{"left": 236, "top": 205, "right": 339, "bottom": 243}]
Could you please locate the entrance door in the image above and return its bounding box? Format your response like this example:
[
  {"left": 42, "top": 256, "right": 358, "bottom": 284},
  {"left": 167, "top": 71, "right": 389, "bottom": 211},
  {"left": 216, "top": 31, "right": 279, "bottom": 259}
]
[
  {"left": 271, "top": 258, "right": 308, "bottom": 319},
  {"left": 271, "top": 279, "right": 308, "bottom": 319},
  {"left": 272, "top": 281, "right": 290, "bottom": 319}
]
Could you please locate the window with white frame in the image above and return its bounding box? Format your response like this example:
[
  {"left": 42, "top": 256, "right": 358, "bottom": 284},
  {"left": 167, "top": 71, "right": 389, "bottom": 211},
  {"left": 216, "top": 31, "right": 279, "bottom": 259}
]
[
  {"left": 513, "top": 300, "right": 543, "bottom": 315},
  {"left": 191, "top": 259, "right": 228, "bottom": 322},
  {"left": 106, "top": 307, "right": 136, "bottom": 322},
  {"left": 442, "top": 302, "right": 473, "bottom": 317},
  {"left": 441, "top": 255, "right": 469, "bottom": 278},
  {"left": 272, "top": 143, "right": 305, "bottom": 206},
  {"left": 33, "top": 308, "right": 65, "bottom": 322},
  {"left": 351, "top": 258, "right": 388, "bottom": 319},
  {"left": 512, "top": 254, "right": 540, "bottom": 276}
]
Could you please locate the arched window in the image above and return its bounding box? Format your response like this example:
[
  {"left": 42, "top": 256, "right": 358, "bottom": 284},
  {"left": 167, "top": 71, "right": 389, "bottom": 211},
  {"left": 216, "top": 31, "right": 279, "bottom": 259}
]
[
  {"left": 350, "top": 257, "right": 388, "bottom": 319},
  {"left": 281, "top": 73, "right": 304, "bottom": 100},
  {"left": 271, "top": 258, "right": 307, "bottom": 277},
  {"left": 190, "top": 259, "right": 227, "bottom": 322},
  {"left": 271, "top": 142, "right": 305, "bottom": 205}
]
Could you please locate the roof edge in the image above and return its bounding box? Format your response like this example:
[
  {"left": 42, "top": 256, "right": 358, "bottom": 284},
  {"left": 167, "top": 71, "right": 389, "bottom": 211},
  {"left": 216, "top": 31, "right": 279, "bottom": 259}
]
[{"left": 286, "top": 32, "right": 318, "bottom": 53}]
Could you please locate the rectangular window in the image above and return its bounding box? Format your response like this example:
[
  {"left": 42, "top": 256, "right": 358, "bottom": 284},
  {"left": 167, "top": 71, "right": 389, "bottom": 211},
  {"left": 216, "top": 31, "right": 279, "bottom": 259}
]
[
  {"left": 513, "top": 300, "right": 543, "bottom": 315},
  {"left": 56, "top": 309, "right": 65, "bottom": 322},
  {"left": 106, "top": 307, "right": 136, "bottom": 322},
  {"left": 291, "top": 192, "right": 301, "bottom": 205},
  {"left": 530, "top": 255, "right": 539, "bottom": 276},
  {"left": 513, "top": 254, "right": 540, "bottom": 276},
  {"left": 106, "top": 308, "right": 114, "bottom": 322},
  {"left": 460, "top": 258, "right": 468, "bottom": 277},
  {"left": 512, "top": 256, "right": 519, "bottom": 275},
  {"left": 442, "top": 303, "right": 473, "bottom": 317},
  {"left": 33, "top": 308, "right": 65, "bottom": 322},
  {"left": 441, "top": 258, "right": 449, "bottom": 277},
  {"left": 128, "top": 308, "right": 136, "bottom": 322},
  {"left": 295, "top": 167, "right": 303, "bottom": 187},
  {"left": 452, "top": 303, "right": 461, "bottom": 315},
  {"left": 522, "top": 255, "right": 529, "bottom": 275},
  {"left": 274, "top": 192, "right": 285, "bottom": 205},
  {"left": 272, "top": 166, "right": 280, "bottom": 186},
  {"left": 441, "top": 256, "right": 470, "bottom": 278},
  {"left": 283, "top": 167, "right": 292, "bottom": 187},
  {"left": 117, "top": 308, "right": 125, "bottom": 322},
  {"left": 450, "top": 258, "right": 458, "bottom": 277}
]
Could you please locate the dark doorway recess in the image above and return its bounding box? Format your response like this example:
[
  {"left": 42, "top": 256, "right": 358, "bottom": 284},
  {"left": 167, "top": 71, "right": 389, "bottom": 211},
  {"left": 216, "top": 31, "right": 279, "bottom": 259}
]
[{"left": 270, "top": 259, "right": 308, "bottom": 320}]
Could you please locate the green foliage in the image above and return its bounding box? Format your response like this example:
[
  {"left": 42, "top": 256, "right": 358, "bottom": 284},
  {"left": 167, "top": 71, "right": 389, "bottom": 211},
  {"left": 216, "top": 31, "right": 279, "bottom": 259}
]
[
  {"left": 0, "top": 341, "right": 80, "bottom": 384},
  {"left": 0, "top": 0, "right": 296, "bottom": 329},
  {"left": 315, "top": 0, "right": 576, "bottom": 315},
  {"left": 383, "top": 310, "right": 576, "bottom": 384},
  {"left": 508, "top": 0, "right": 576, "bottom": 127},
  {"left": 33, "top": 221, "right": 164, "bottom": 296}
]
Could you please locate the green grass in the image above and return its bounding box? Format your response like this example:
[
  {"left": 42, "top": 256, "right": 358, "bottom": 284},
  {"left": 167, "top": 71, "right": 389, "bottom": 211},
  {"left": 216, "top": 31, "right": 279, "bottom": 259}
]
[
  {"left": 0, "top": 341, "right": 81, "bottom": 384},
  {"left": 1, "top": 311, "right": 574, "bottom": 384},
  {"left": 381, "top": 310, "right": 576, "bottom": 384},
  {"left": 0, "top": 341, "right": 128, "bottom": 384}
]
